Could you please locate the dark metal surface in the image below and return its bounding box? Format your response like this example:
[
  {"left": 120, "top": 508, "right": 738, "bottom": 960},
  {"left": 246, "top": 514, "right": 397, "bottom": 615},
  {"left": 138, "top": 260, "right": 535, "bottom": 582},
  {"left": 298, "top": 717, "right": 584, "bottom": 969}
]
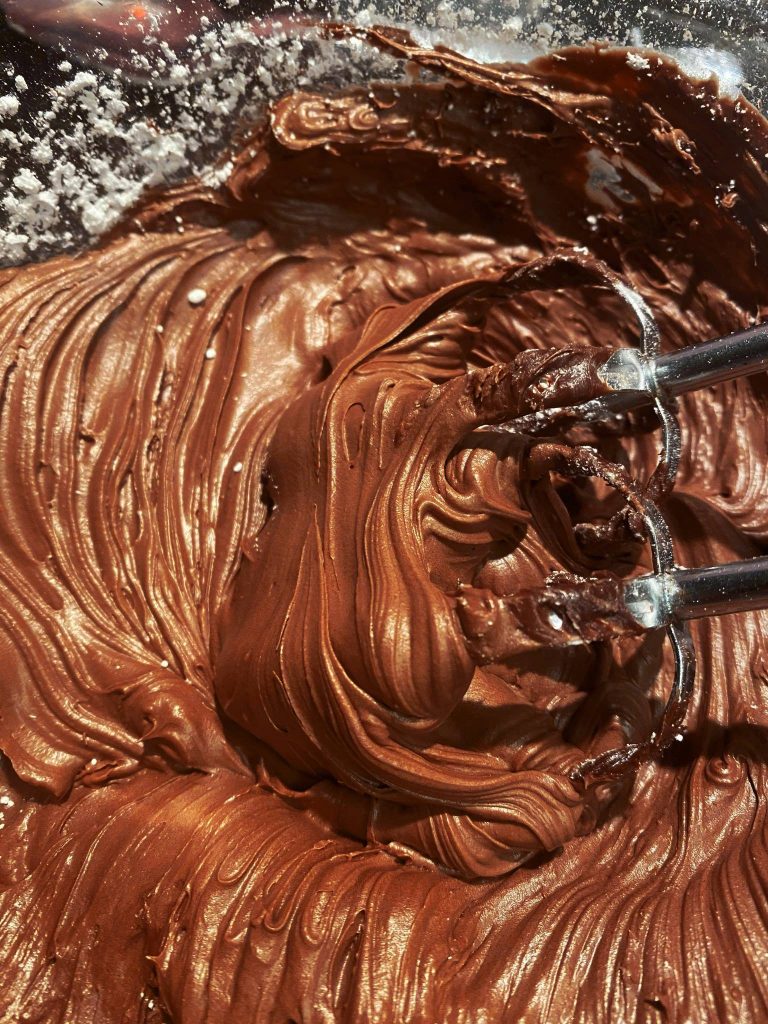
[
  {"left": 654, "top": 323, "right": 768, "bottom": 396},
  {"left": 668, "top": 556, "right": 768, "bottom": 621}
]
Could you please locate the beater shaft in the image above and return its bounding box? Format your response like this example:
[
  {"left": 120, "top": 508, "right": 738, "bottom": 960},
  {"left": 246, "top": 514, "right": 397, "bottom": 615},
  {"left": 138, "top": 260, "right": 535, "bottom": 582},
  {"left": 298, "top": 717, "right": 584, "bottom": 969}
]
[
  {"left": 520, "top": 556, "right": 768, "bottom": 644},
  {"left": 623, "top": 555, "right": 768, "bottom": 629},
  {"left": 597, "top": 322, "right": 768, "bottom": 412}
]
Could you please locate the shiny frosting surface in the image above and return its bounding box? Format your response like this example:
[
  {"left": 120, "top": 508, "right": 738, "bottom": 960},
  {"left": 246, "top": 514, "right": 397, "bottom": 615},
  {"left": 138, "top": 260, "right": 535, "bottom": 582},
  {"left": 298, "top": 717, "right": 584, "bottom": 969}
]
[{"left": 0, "top": 28, "right": 768, "bottom": 1023}]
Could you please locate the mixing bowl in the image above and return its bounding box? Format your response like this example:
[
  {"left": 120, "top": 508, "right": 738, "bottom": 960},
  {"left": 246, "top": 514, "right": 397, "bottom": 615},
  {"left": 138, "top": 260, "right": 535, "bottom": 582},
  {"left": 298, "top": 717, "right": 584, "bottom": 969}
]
[{"left": 0, "top": 0, "right": 765, "bottom": 267}]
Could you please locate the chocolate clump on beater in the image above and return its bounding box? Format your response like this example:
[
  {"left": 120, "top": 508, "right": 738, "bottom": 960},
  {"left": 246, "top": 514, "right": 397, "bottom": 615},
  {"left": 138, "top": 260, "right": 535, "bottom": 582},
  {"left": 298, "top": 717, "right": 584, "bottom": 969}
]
[{"left": 0, "top": 28, "right": 767, "bottom": 1024}]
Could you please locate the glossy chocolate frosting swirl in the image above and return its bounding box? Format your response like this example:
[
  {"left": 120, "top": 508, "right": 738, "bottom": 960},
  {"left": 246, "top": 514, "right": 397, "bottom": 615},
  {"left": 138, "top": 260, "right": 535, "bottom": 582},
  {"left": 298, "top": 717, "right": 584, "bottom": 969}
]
[{"left": 0, "top": 29, "right": 767, "bottom": 1024}]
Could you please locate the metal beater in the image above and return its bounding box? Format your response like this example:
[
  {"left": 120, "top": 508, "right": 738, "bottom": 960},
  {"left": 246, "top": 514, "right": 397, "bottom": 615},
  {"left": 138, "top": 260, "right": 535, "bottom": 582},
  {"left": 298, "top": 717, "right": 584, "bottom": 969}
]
[{"left": 492, "top": 255, "right": 768, "bottom": 778}]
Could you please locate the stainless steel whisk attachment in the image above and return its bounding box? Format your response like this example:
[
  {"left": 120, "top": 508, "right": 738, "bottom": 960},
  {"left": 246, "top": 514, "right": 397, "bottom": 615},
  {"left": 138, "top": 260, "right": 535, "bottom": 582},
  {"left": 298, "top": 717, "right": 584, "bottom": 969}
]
[
  {"left": 490, "top": 253, "right": 768, "bottom": 779},
  {"left": 535, "top": 322, "right": 768, "bottom": 635}
]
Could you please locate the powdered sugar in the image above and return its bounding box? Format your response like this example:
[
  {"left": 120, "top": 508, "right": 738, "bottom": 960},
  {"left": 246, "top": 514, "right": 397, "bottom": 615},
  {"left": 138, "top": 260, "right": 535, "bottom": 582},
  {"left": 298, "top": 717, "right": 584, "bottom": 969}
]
[
  {"left": 626, "top": 52, "right": 651, "bottom": 71},
  {"left": 0, "top": 1, "right": 762, "bottom": 268},
  {"left": 0, "top": 95, "right": 20, "bottom": 118},
  {"left": 0, "top": 7, "right": 412, "bottom": 266}
]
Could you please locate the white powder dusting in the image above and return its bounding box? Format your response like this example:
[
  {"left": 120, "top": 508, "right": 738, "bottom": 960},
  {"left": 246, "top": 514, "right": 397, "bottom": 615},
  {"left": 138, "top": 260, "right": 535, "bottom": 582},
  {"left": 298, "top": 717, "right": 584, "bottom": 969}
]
[
  {"left": 0, "top": 96, "right": 20, "bottom": 119},
  {"left": 0, "top": 2, "right": 761, "bottom": 267},
  {"left": 13, "top": 168, "right": 43, "bottom": 194},
  {"left": 664, "top": 46, "right": 744, "bottom": 98},
  {"left": 0, "top": 7, "right": 411, "bottom": 267},
  {"left": 626, "top": 52, "right": 651, "bottom": 71}
]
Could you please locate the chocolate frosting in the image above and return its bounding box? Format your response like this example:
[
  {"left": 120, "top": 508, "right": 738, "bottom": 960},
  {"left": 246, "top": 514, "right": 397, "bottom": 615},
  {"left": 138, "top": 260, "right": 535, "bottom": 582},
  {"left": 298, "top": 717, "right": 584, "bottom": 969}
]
[{"left": 0, "top": 28, "right": 767, "bottom": 1023}]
